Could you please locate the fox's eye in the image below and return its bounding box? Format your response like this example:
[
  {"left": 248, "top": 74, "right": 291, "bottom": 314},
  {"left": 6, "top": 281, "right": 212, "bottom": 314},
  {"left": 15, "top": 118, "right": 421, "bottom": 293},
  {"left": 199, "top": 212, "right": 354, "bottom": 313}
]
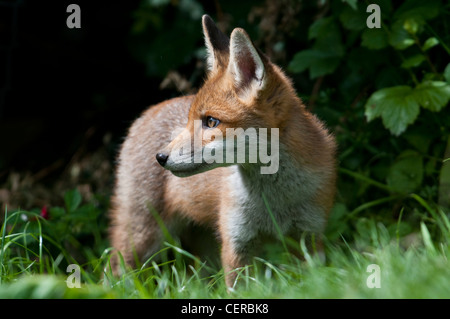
[{"left": 206, "top": 116, "right": 220, "bottom": 128}]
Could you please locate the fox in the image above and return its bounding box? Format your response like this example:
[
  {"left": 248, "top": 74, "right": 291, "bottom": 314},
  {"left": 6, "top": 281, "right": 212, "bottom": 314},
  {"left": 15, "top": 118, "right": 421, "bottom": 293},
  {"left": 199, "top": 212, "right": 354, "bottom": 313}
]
[{"left": 109, "top": 15, "right": 337, "bottom": 287}]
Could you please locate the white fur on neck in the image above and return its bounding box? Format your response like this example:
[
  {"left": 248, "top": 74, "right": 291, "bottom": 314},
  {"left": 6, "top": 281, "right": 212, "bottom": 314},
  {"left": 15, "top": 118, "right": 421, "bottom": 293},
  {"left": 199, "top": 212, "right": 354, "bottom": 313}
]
[{"left": 223, "top": 146, "right": 327, "bottom": 253}]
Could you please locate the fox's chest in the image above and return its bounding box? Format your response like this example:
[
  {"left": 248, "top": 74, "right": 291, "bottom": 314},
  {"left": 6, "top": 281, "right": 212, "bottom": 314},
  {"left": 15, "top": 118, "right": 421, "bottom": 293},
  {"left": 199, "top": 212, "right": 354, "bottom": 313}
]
[{"left": 223, "top": 164, "right": 327, "bottom": 249}]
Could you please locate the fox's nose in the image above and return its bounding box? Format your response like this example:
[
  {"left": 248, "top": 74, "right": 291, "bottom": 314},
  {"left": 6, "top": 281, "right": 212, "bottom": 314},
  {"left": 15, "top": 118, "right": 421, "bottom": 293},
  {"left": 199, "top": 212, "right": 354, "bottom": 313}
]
[{"left": 156, "top": 153, "right": 168, "bottom": 167}]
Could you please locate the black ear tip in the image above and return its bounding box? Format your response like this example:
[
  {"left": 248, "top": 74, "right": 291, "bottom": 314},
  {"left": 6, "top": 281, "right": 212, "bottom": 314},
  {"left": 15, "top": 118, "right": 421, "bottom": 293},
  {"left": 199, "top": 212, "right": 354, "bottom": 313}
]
[
  {"left": 202, "top": 14, "right": 215, "bottom": 28},
  {"left": 202, "top": 14, "right": 229, "bottom": 53}
]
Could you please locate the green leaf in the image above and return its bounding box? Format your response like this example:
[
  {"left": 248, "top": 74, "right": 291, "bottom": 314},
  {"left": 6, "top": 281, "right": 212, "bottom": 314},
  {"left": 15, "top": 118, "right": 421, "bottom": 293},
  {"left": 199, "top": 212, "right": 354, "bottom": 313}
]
[
  {"left": 309, "top": 57, "right": 341, "bottom": 79},
  {"left": 401, "top": 54, "right": 425, "bottom": 69},
  {"left": 413, "top": 81, "right": 450, "bottom": 112},
  {"left": 394, "top": 0, "right": 440, "bottom": 23},
  {"left": 64, "top": 189, "right": 82, "bottom": 213},
  {"left": 389, "top": 20, "right": 415, "bottom": 50},
  {"left": 288, "top": 49, "right": 342, "bottom": 79},
  {"left": 444, "top": 63, "right": 450, "bottom": 83},
  {"left": 308, "top": 17, "right": 344, "bottom": 54},
  {"left": 288, "top": 50, "right": 314, "bottom": 73},
  {"left": 403, "top": 130, "right": 432, "bottom": 153},
  {"left": 387, "top": 150, "right": 423, "bottom": 193},
  {"left": 325, "top": 203, "right": 350, "bottom": 241},
  {"left": 361, "top": 28, "right": 388, "bottom": 50},
  {"left": 341, "top": 0, "right": 357, "bottom": 10},
  {"left": 289, "top": 16, "right": 345, "bottom": 79},
  {"left": 422, "top": 37, "right": 439, "bottom": 51},
  {"left": 403, "top": 18, "right": 419, "bottom": 35},
  {"left": 49, "top": 207, "right": 66, "bottom": 219},
  {"left": 365, "top": 86, "right": 420, "bottom": 136},
  {"left": 308, "top": 17, "right": 332, "bottom": 40},
  {"left": 71, "top": 204, "right": 101, "bottom": 222},
  {"left": 339, "top": 5, "right": 366, "bottom": 31}
]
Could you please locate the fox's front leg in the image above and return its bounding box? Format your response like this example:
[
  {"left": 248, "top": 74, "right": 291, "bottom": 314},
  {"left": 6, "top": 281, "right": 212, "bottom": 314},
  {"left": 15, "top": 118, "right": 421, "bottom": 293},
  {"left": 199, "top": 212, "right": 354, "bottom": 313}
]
[
  {"left": 219, "top": 205, "right": 253, "bottom": 287},
  {"left": 220, "top": 236, "right": 247, "bottom": 288}
]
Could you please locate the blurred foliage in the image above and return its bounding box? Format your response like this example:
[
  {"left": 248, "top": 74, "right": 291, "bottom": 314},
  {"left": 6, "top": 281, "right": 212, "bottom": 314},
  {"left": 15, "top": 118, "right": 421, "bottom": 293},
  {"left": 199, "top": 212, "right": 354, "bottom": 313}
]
[
  {"left": 129, "top": 0, "right": 205, "bottom": 77},
  {"left": 0, "top": 189, "right": 109, "bottom": 282}
]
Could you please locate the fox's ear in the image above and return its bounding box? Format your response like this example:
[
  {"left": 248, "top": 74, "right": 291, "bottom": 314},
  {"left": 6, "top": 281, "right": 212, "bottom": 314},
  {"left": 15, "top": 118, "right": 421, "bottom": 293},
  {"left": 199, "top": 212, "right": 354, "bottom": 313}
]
[
  {"left": 228, "top": 28, "right": 265, "bottom": 100},
  {"left": 202, "top": 15, "right": 229, "bottom": 74}
]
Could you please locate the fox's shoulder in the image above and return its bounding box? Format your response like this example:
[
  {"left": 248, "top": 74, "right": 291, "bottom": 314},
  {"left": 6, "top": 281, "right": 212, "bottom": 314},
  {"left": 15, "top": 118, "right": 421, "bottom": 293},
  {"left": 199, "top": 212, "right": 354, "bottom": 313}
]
[
  {"left": 129, "top": 95, "right": 195, "bottom": 133},
  {"left": 141, "top": 95, "right": 195, "bottom": 120}
]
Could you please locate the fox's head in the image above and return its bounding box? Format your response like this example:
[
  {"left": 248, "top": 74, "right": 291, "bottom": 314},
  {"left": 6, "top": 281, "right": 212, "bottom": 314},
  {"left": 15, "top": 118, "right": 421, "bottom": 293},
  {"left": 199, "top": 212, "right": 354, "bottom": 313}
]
[{"left": 156, "top": 15, "right": 300, "bottom": 177}]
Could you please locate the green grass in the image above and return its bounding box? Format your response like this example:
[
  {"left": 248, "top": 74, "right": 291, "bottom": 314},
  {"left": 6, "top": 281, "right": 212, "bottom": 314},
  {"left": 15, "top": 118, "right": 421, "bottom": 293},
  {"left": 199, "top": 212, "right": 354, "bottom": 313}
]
[{"left": 1, "top": 191, "right": 450, "bottom": 299}]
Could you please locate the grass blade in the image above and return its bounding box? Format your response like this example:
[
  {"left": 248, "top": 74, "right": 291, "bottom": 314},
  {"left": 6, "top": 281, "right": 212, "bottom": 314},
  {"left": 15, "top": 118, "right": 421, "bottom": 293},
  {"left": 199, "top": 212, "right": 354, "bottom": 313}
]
[
  {"left": 421, "top": 222, "right": 436, "bottom": 254},
  {"left": 339, "top": 167, "right": 396, "bottom": 193},
  {"left": 347, "top": 195, "right": 401, "bottom": 219},
  {"left": 0, "top": 206, "right": 7, "bottom": 284},
  {"left": 261, "top": 192, "right": 289, "bottom": 254}
]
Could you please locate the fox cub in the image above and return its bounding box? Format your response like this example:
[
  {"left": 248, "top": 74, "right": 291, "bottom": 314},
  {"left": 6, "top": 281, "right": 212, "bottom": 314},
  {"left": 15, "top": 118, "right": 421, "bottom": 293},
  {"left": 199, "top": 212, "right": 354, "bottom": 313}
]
[{"left": 109, "top": 15, "right": 336, "bottom": 287}]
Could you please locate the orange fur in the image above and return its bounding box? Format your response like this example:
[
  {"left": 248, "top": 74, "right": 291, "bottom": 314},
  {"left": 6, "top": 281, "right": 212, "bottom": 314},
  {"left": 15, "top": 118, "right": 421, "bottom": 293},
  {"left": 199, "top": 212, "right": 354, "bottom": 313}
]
[{"left": 109, "top": 15, "right": 336, "bottom": 287}]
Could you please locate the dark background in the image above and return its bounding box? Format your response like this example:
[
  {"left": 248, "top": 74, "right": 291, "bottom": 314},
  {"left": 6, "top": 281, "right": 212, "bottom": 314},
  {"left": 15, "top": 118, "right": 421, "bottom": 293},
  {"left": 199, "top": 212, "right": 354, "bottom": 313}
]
[{"left": 1, "top": 1, "right": 171, "bottom": 174}]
